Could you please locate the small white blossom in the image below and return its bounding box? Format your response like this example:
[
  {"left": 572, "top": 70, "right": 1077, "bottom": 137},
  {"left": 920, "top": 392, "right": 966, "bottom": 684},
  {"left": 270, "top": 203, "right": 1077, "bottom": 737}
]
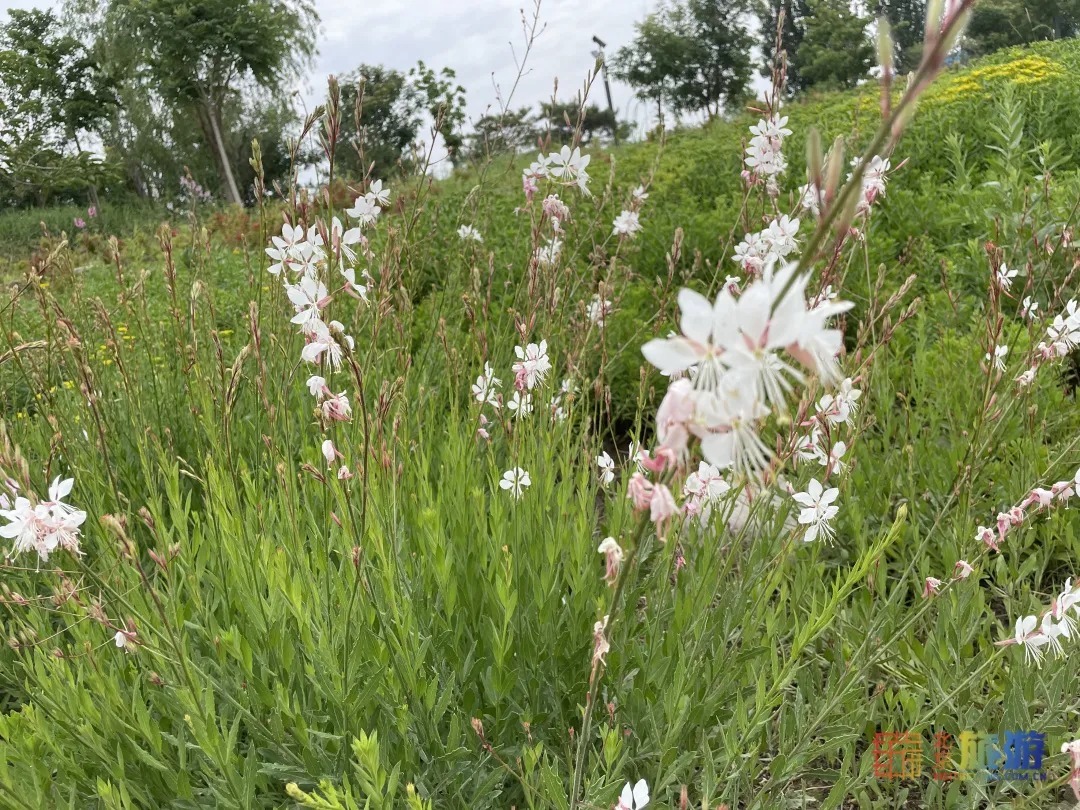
[
  {"left": 612, "top": 210, "right": 642, "bottom": 238},
  {"left": 597, "top": 451, "right": 615, "bottom": 486},
  {"left": 499, "top": 467, "right": 531, "bottom": 498},
  {"left": 457, "top": 224, "right": 483, "bottom": 243},
  {"left": 791, "top": 479, "right": 839, "bottom": 542}
]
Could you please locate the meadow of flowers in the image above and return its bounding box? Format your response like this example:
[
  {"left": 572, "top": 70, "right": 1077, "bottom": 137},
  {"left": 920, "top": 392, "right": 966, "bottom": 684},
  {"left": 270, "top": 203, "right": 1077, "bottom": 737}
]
[{"left": 5, "top": 6, "right": 1080, "bottom": 809}]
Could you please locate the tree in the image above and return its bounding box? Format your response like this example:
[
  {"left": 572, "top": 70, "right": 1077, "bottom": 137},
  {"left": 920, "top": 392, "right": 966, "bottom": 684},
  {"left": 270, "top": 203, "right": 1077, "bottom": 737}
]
[
  {"left": 613, "top": 0, "right": 754, "bottom": 120},
  {"left": 538, "top": 101, "right": 631, "bottom": 145},
  {"left": 964, "top": 0, "right": 1080, "bottom": 56},
  {"left": 0, "top": 8, "right": 118, "bottom": 205},
  {"left": 105, "top": 0, "right": 318, "bottom": 206},
  {"left": 336, "top": 62, "right": 467, "bottom": 179},
  {"left": 872, "top": 0, "right": 926, "bottom": 72},
  {"left": 337, "top": 65, "right": 420, "bottom": 179},
  {"left": 410, "top": 62, "right": 467, "bottom": 168},
  {"left": 795, "top": 0, "right": 874, "bottom": 90},
  {"left": 755, "top": 0, "right": 812, "bottom": 93},
  {"left": 466, "top": 107, "right": 538, "bottom": 161}
]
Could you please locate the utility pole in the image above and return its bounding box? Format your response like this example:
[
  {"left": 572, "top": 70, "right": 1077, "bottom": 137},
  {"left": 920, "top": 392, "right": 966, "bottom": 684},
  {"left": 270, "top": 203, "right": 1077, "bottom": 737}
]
[{"left": 591, "top": 35, "right": 619, "bottom": 146}]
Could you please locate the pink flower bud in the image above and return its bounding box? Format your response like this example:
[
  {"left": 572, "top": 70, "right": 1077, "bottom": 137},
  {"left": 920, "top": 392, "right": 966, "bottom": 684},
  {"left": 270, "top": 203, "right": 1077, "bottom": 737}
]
[
  {"left": 649, "top": 483, "right": 678, "bottom": 525},
  {"left": 922, "top": 577, "right": 942, "bottom": 598},
  {"left": 627, "top": 473, "right": 654, "bottom": 511},
  {"left": 953, "top": 560, "right": 974, "bottom": 579}
]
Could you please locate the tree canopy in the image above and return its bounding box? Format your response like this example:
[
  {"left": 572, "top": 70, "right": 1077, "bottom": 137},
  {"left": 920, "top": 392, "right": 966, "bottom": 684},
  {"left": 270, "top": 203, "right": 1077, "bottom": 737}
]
[
  {"left": 613, "top": 0, "right": 754, "bottom": 119},
  {"left": 103, "top": 0, "right": 319, "bottom": 204},
  {"left": 795, "top": 0, "right": 874, "bottom": 90},
  {"left": 0, "top": 8, "right": 118, "bottom": 205}
]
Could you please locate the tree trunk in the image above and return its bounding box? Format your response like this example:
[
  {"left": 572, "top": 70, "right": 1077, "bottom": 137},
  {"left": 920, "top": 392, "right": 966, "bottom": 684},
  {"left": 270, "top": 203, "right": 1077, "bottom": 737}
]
[{"left": 201, "top": 97, "right": 243, "bottom": 206}]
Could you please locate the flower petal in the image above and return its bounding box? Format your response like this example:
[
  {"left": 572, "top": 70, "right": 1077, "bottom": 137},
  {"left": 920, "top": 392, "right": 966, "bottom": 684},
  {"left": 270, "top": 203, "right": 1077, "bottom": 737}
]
[{"left": 641, "top": 338, "right": 700, "bottom": 374}]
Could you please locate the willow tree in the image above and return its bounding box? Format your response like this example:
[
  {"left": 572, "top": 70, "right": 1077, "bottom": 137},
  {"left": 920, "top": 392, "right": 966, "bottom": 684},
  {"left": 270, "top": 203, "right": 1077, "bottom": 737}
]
[{"left": 106, "top": 0, "right": 317, "bottom": 205}]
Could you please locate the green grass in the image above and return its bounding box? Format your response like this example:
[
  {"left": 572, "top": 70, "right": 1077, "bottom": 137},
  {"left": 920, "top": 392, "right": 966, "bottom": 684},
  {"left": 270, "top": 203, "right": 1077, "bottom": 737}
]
[{"left": 1, "top": 38, "right": 1080, "bottom": 809}]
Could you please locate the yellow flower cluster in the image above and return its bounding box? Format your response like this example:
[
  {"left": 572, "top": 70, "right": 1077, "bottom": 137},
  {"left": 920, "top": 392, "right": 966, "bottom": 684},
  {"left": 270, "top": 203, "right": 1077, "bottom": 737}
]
[{"left": 926, "top": 56, "right": 1064, "bottom": 105}]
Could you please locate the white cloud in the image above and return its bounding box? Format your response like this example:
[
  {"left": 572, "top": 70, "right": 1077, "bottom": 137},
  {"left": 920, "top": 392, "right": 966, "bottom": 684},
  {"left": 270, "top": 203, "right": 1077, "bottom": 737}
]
[{"left": 305, "top": 0, "right": 657, "bottom": 134}]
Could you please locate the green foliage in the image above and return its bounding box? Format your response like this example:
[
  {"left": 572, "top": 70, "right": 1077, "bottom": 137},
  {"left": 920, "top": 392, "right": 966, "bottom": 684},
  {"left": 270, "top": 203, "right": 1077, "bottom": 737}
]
[
  {"left": 103, "top": 0, "right": 319, "bottom": 204},
  {"left": 871, "top": 0, "right": 926, "bottom": 72},
  {"left": 464, "top": 101, "right": 629, "bottom": 164},
  {"left": 3, "top": 37, "right": 1080, "bottom": 809},
  {"left": 538, "top": 101, "right": 630, "bottom": 146},
  {"left": 466, "top": 107, "right": 539, "bottom": 161},
  {"left": 0, "top": 8, "right": 119, "bottom": 206},
  {"left": 755, "top": 0, "right": 813, "bottom": 92},
  {"left": 335, "top": 62, "right": 467, "bottom": 180},
  {"left": 795, "top": 0, "right": 875, "bottom": 90},
  {"left": 965, "top": 0, "right": 1080, "bottom": 55},
  {"left": 411, "top": 62, "right": 468, "bottom": 168}
]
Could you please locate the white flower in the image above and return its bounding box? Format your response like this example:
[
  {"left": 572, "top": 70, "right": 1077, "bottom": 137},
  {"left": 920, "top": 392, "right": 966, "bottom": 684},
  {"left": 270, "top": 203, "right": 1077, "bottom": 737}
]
[
  {"left": 643, "top": 267, "right": 852, "bottom": 401},
  {"left": 816, "top": 378, "right": 861, "bottom": 425},
  {"left": 597, "top": 451, "right": 615, "bottom": 486},
  {"left": 640, "top": 287, "right": 733, "bottom": 378},
  {"left": 994, "top": 262, "right": 1019, "bottom": 290},
  {"left": 851, "top": 155, "right": 890, "bottom": 214},
  {"left": 472, "top": 362, "right": 501, "bottom": 407},
  {"left": 546, "top": 145, "right": 591, "bottom": 193},
  {"left": 587, "top": 295, "right": 613, "bottom": 326},
  {"left": 953, "top": 559, "right": 975, "bottom": 579},
  {"left": 1057, "top": 578, "right": 1080, "bottom": 617},
  {"left": 534, "top": 238, "right": 562, "bottom": 268},
  {"left": 986, "top": 344, "right": 1008, "bottom": 372},
  {"left": 612, "top": 210, "right": 642, "bottom": 238},
  {"left": 457, "top": 224, "right": 483, "bottom": 243},
  {"left": 1012, "top": 614, "right": 1050, "bottom": 665},
  {"left": 1, "top": 476, "right": 87, "bottom": 561},
  {"left": 822, "top": 440, "right": 847, "bottom": 473},
  {"left": 366, "top": 179, "right": 391, "bottom": 207},
  {"left": 301, "top": 328, "right": 338, "bottom": 367},
  {"left": 346, "top": 194, "right": 381, "bottom": 227},
  {"left": 265, "top": 245, "right": 288, "bottom": 275},
  {"left": 512, "top": 341, "right": 551, "bottom": 390},
  {"left": 0, "top": 497, "right": 46, "bottom": 558},
  {"left": 616, "top": 779, "right": 650, "bottom": 810},
  {"left": 598, "top": 537, "right": 623, "bottom": 556},
  {"left": 507, "top": 391, "right": 533, "bottom": 418},
  {"left": 796, "top": 429, "right": 825, "bottom": 466},
  {"left": 744, "top": 116, "right": 790, "bottom": 181},
  {"left": 763, "top": 215, "right": 800, "bottom": 258},
  {"left": 683, "top": 461, "right": 731, "bottom": 526},
  {"left": 597, "top": 537, "right": 624, "bottom": 585},
  {"left": 329, "top": 216, "right": 363, "bottom": 265},
  {"left": 792, "top": 479, "right": 839, "bottom": 542},
  {"left": 499, "top": 467, "right": 531, "bottom": 498},
  {"left": 799, "top": 183, "right": 822, "bottom": 217},
  {"left": 286, "top": 276, "right": 329, "bottom": 328},
  {"left": 341, "top": 266, "right": 369, "bottom": 302},
  {"left": 733, "top": 231, "right": 767, "bottom": 275},
  {"left": 307, "top": 375, "right": 328, "bottom": 398},
  {"left": 114, "top": 630, "right": 130, "bottom": 649},
  {"left": 271, "top": 222, "right": 305, "bottom": 253},
  {"left": 1021, "top": 296, "right": 1039, "bottom": 319},
  {"left": 694, "top": 385, "right": 772, "bottom": 475}
]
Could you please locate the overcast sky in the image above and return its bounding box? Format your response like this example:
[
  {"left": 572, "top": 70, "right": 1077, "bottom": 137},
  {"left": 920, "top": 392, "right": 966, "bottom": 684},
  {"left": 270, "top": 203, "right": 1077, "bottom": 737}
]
[
  {"left": 308, "top": 0, "right": 658, "bottom": 131},
  {"left": 2, "top": 0, "right": 660, "bottom": 137}
]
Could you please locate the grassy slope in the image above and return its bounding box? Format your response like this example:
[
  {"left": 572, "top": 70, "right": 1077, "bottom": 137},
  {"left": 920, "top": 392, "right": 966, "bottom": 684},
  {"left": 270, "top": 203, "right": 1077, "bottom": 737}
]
[{"left": 2, "top": 39, "right": 1080, "bottom": 807}]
